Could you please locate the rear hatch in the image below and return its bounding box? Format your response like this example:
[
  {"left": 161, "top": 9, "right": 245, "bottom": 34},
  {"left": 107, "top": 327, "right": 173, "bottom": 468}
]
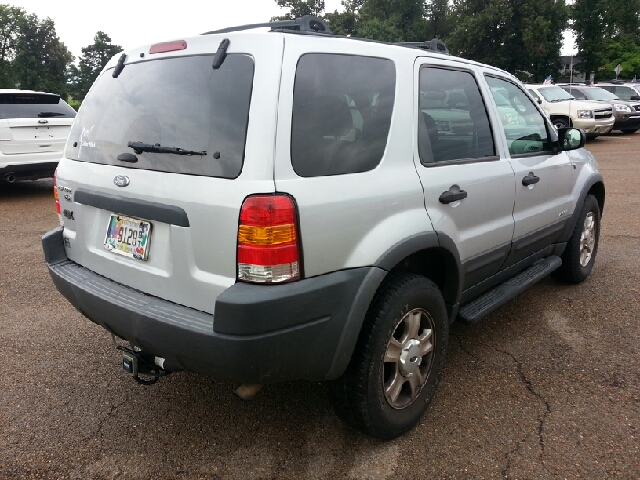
[
  {"left": 57, "top": 34, "right": 283, "bottom": 314},
  {"left": 0, "top": 92, "right": 75, "bottom": 156}
]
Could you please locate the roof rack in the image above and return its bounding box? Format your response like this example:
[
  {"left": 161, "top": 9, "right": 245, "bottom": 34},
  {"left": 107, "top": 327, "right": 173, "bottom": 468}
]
[
  {"left": 396, "top": 39, "right": 450, "bottom": 55},
  {"left": 203, "top": 15, "right": 332, "bottom": 35}
]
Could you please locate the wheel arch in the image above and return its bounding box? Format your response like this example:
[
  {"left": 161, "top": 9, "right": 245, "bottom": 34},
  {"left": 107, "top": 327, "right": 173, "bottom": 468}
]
[
  {"left": 325, "top": 232, "right": 462, "bottom": 380},
  {"left": 550, "top": 115, "right": 572, "bottom": 127},
  {"left": 374, "top": 232, "right": 462, "bottom": 310},
  {"left": 559, "top": 174, "right": 605, "bottom": 243}
]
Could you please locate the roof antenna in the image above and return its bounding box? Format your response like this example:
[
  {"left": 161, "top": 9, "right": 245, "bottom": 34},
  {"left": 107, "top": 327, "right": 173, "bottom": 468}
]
[{"left": 212, "top": 39, "right": 230, "bottom": 69}]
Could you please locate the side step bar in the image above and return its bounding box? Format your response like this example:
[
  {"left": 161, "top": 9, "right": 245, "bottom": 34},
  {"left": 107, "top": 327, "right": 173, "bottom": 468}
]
[{"left": 458, "top": 255, "right": 562, "bottom": 323}]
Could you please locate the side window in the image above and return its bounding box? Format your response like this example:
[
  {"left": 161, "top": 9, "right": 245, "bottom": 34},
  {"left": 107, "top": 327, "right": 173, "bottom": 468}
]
[
  {"left": 566, "top": 88, "right": 586, "bottom": 100},
  {"left": 291, "top": 54, "right": 396, "bottom": 177},
  {"left": 614, "top": 86, "right": 633, "bottom": 100},
  {"left": 486, "top": 76, "right": 553, "bottom": 156},
  {"left": 418, "top": 67, "right": 495, "bottom": 164}
]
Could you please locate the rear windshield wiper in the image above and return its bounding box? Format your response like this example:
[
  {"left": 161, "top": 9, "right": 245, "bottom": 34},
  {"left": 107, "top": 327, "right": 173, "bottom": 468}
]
[
  {"left": 38, "top": 111, "right": 65, "bottom": 117},
  {"left": 127, "top": 141, "right": 207, "bottom": 156}
]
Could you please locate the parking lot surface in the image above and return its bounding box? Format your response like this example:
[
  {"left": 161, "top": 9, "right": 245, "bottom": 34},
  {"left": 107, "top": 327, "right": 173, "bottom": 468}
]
[{"left": 1, "top": 134, "right": 639, "bottom": 479}]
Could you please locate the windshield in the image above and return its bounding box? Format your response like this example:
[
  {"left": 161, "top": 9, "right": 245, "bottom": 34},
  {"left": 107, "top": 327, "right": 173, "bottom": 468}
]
[
  {"left": 65, "top": 54, "right": 254, "bottom": 179},
  {"left": 0, "top": 93, "right": 76, "bottom": 119},
  {"left": 538, "top": 86, "right": 574, "bottom": 102},
  {"left": 585, "top": 87, "right": 619, "bottom": 101}
]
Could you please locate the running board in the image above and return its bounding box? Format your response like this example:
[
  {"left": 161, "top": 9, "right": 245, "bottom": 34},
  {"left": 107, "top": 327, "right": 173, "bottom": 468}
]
[{"left": 458, "top": 255, "right": 562, "bottom": 323}]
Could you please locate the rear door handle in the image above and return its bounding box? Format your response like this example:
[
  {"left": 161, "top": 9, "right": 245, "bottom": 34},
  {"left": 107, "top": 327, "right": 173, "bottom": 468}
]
[
  {"left": 439, "top": 187, "right": 468, "bottom": 204},
  {"left": 522, "top": 172, "right": 540, "bottom": 186}
]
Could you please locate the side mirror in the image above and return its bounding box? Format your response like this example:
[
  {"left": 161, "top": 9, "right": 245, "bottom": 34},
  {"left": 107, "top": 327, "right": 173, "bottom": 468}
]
[
  {"left": 558, "top": 127, "right": 585, "bottom": 151},
  {"left": 630, "top": 95, "right": 640, "bottom": 101}
]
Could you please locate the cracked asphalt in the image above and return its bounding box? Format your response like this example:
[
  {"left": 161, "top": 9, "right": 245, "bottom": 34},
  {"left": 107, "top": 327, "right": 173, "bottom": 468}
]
[{"left": 1, "top": 133, "right": 639, "bottom": 479}]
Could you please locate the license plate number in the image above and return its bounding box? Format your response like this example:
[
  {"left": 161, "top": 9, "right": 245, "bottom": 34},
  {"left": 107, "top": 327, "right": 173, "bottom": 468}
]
[{"left": 104, "top": 214, "right": 152, "bottom": 261}]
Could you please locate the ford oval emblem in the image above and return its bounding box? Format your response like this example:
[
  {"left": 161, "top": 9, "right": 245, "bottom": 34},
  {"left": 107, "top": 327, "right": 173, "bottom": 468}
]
[{"left": 113, "top": 175, "right": 130, "bottom": 187}]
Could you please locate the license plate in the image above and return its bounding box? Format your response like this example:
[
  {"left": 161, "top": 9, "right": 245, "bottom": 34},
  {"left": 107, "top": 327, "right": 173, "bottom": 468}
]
[{"left": 104, "top": 214, "right": 152, "bottom": 261}]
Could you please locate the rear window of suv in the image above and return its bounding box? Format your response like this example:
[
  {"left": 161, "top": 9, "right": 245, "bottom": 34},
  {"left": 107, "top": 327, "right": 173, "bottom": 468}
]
[
  {"left": 65, "top": 54, "right": 254, "bottom": 179},
  {"left": 0, "top": 93, "right": 76, "bottom": 119},
  {"left": 291, "top": 53, "right": 396, "bottom": 177}
]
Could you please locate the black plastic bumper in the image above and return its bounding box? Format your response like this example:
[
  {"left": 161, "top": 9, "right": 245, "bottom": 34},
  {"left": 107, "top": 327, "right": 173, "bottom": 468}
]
[
  {"left": 0, "top": 161, "right": 58, "bottom": 180},
  {"left": 42, "top": 228, "right": 385, "bottom": 383}
]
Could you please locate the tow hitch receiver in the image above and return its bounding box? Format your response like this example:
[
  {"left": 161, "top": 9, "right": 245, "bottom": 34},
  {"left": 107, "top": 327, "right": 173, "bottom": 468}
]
[{"left": 118, "top": 345, "right": 168, "bottom": 385}]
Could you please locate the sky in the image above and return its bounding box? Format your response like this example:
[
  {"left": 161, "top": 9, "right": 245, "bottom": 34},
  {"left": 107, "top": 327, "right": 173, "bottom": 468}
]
[
  {"left": 11, "top": 0, "right": 577, "bottom": 61},
  {"left": 10, "top": 0, "right": 345, "bottom": 60}
]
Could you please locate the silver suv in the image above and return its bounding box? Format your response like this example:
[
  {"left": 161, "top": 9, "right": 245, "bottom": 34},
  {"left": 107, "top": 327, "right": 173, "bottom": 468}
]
[{"left": 42, "top": 17, "right": 604, "bottom": 439}]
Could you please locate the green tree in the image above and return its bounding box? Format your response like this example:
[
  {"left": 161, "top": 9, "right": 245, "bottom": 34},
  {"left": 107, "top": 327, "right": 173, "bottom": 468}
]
[
  {"left": 601, "top": 36, "right": 640, "bottom": 78},
  {"left": 572, "top": 0, "right": 640, "bottom": 78},
  {"left": 571, "top": 0, "right": 607, "bottom": 76},
  {"left": 13, "top": 14, "right": 72, "bottom": 97},
  {"left": 0, "top": 4, "right": 27, "bottom": 88},
  {"left": 449, "top": 0, "right": 567, "bottom": 82},
  {"left": 68, "top": 31, "right": 122, "bottom": 101},
  {"left": 425, "top": 0, "right": 452, "bottom": 39},
  {"left": 273, "top": 0, "right": 325, "bottom": 20}
]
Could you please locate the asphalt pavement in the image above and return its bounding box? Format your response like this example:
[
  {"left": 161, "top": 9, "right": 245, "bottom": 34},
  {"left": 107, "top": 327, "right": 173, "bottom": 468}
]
[{"left": 0, "top": 134, "right": 638, "bottom": 479}]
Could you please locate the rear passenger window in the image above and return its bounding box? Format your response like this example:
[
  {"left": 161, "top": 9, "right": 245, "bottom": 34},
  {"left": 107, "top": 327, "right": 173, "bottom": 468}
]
[
  {"left": 291, "top": 54, "right": 395, "bottom": 177},
  {"left": 485, "top": 76, "right": 552, "bottom": 156},
  {"left": 418, "top": 67, "right": 495, "bottom": 165}
]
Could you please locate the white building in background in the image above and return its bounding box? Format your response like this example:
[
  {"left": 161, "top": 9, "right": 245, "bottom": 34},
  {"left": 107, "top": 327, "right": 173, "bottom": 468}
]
[{"left": 559, "top": 55, "right": 587, "bottom": 83}]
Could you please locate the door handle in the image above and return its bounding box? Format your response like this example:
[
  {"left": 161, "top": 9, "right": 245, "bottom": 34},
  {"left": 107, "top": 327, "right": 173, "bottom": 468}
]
[
  {"left": 522, "top": 172, "right": 540, "bottom": 186},
  {"left": 439, "top": 187, "right": 468, "bottom": 204}
]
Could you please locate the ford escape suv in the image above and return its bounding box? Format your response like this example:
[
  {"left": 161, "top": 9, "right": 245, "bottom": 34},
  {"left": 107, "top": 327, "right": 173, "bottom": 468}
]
[
  {"left": 42, "top": 16, "right": 605, "bottom": 440},
  {"left": 0, "top": 90, "right": 76, "bottom": 183}
]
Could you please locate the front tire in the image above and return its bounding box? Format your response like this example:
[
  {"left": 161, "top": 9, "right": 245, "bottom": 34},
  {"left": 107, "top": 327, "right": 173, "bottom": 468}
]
[
  {"left": 554, "top": 195, "right": 601, "bottom": 284},
  {"left": 329, "top": 274, "right": 448, "bottom": 440},
  {"left": 552, "top": 118, "right": 570, "bottom": 129},
  {"left": 621, "top": 129, "right": 638, "bottom": 134}
]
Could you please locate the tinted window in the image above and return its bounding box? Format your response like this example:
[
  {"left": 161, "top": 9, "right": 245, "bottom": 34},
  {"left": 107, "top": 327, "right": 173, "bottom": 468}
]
[
  {"left": 486, "top": 76, "right": 552, "bottom": 156},
  {"left": 291, "top": 54, "right": 395, "bottom": 177},
  {"left": 613, "top": 86, "right": 636, "bottom": 100},
  {"left": 562, "top": 87, "right": 586, "bottom": 99},
  {"left": 0, "top": 93, "right": 76, "bottom": 119},
  {"left": 66, "top": 54, "right": 254, "bottom": 179},
  {"left": 418, "top": 67, "right": 495, "bottom": 164}
]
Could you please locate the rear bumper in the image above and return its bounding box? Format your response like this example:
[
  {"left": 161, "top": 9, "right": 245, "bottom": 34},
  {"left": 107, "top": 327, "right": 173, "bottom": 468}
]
[
  {"left": 43, "top": 228, "right": 384, "bottom": 383},
  {"left": 0, "top": 160, "right": 58, "bottom": 180}
]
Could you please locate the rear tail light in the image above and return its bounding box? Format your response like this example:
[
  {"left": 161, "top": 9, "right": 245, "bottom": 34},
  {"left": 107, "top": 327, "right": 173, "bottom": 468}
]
[
  {"left": 237, "top": 195, "right": 301, "bottom": 284},
  {"left": 53, "top": 169, "right": 63, "bottom": 226}
]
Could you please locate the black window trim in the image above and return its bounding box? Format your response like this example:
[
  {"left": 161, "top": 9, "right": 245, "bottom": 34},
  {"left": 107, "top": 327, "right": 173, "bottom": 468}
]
[
  {"left": 417, "top": 64, "right": 499, "bottom": 168},
  {"left": 484, "top": 73, "right": 558, "bottom": 158}
]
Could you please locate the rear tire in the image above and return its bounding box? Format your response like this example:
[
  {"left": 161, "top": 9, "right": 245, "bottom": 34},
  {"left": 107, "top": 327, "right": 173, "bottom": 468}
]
[
  {"left": 329, "top": 274, "right": 448, "bottom": 440},
  {"left": 554, "top": 195, "right": 601, "bottom": 284}
]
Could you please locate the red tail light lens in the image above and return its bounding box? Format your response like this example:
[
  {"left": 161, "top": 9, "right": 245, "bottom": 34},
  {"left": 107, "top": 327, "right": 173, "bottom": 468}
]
[
  {"left": 237, "top": 195, "right": 301, "bottom": 283},
  {"left": 149, "top": 40, "right": 187, "bottom": 54},
  {"left": 53, "top": 169, "right": 63, "bottom": 226}
]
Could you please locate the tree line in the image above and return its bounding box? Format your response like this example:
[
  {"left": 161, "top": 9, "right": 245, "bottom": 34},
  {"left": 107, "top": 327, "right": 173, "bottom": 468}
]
[
  {"left": 276, "top": 0, "right": 640, "bottom": 82},
  {"left": 0, "top": 4, "right": 121, "bottom": 105},
  {"left": 0, "top": 0, "right": 638, "bottom": 104}
]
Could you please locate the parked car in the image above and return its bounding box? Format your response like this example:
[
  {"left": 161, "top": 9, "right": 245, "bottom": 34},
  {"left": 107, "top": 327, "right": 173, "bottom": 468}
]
[
  {"left": 526, "top": 84, "right": 614, "bottom": 138},
  {"left": 597, "top": 81, "right": 640, "bottom": 101},
  {"left": 0, "top": 89, "right": 76, "bottom": 183},
  {"left": 42, "top": 16, "right": 604, "bottom": 440},
  {"left": 558, "top": 84, "right": 640, "bottom": 133}
]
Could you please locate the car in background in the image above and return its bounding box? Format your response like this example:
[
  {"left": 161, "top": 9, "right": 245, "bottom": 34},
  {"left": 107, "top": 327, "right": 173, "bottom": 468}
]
[
  {"left": 597, "top": 82, "right": 640, "bottom": 102},
  {"left": 526, "top": 84, "right": 614, "bottom": 139},
  {"left": 558, "top": 84, "right": 640, "bottom": 133},
  {"left": 0, "top": 89, "right": 76, "bottom": 183}
]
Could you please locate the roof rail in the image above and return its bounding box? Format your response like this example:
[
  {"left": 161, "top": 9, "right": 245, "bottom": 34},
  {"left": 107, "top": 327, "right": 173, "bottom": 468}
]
[
  {"left": 203, "top": 15, "right": 332, "bottom": 35},
  {"left": 396, "top": 39, "right": 449, "bottom": 55}
]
